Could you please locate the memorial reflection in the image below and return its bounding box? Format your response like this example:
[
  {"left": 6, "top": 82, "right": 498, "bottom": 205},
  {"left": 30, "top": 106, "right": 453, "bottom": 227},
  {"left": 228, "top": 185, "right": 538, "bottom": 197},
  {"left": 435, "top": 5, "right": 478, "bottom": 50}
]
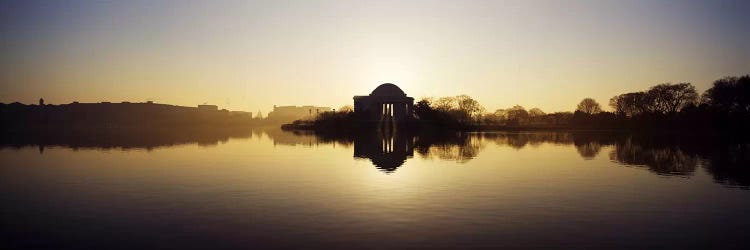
[
  {"left": 2, "top": 127, "right": 747, "bottom": 188},
  {"left": 353, "top": 131, "right": 414, "bottom": 173},
  {"left": 304, "top": 131, "right": 750, "bottom": 188}
]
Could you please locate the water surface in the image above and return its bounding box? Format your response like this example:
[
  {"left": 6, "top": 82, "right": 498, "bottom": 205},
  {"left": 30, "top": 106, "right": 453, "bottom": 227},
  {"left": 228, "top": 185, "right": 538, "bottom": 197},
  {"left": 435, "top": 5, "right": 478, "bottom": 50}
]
[{"left": 2, "top": 129, "right": 749, "bottom": 249}]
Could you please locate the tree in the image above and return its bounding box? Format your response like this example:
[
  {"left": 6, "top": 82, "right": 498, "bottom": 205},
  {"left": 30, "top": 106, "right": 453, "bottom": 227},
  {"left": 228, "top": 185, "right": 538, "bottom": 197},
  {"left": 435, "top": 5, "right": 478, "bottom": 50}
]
[
  {"left": 338, "top": 105, "right": 353, "bottom": 113},
  {"left": 433, "top": 97, "right": 456, "bottom": 112},
  {"left": 493, "top": 109, "right": 508, "bottom": 119},
  {"left": 547, "top": 112, "right": 573, "bottom": 125},
  {"left": 647, "top": 83, "right": 698, "bottom": 113},
  {"left": 609, "top": 91, "right": 654, "bottom": 117},
  {"left": 576, "top": 98, "right": 602, "bottom": 114},
  {"left": 507, "top": 105, "right": 529, "bottom": 125},
  {"left": 412, "top": 97, "right": 461, "bottom": 127},
  {"left": 456, "top": 95, "right": 484, "bottom": 123},
  {"left": 702, "top": 75, "right": 750, "bottom": 113},
  {"left": 528, "top": 108, "right": 545, "bottom": 117},
  {"left": 413, "top": 98, "right": 436, "bottom": 120}
]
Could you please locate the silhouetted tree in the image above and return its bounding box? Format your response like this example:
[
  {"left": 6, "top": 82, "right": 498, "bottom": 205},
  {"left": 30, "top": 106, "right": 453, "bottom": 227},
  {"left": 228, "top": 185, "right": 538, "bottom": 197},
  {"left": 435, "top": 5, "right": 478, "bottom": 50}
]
[
  {"left": 493, "top": 109, "right": 508, "bottom": 122},
  {"left": 527, "top": 108, "right": 545, "bottom": 125},
  {"left": 576, "top": 98, "right": 602, "bottom": 114},
  {"left": 610, "top": 92, "right": 653, "bottom": 117},
  {"left": 647, "top": 83, "right": 698, "bottom": 114},
  {"left": 413, "top": 98, "right": 432, "bottom": 119},
  {"left": 433, "top": 96, "right": 456, "bottom": 112},
  {"left": 702, "top": 75, "right": 750, "bottom": 113},
  {"left": 338, "top": 105, "right": 354, "bottom": 113},
  {"left": 456, "top": 95, "right": 484, "bottom": 124},
  {"left": 507, "top": 105, "right": 529, "bottom": 126},
  {"left": 412, "top": 98, "right": 461, "bottom": 127},
  {"left": 546, "top": 112, "right": 573, "bottom": 125},
  {"left": 529, "top": 108, "right": 545, "bottom": 117}
]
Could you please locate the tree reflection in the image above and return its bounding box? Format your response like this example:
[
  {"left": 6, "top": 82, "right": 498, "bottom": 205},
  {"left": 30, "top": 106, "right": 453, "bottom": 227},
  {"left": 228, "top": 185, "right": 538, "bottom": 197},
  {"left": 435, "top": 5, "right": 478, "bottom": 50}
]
[
  {"left": 3, "top": 126, "right": 748, "bottom": 188},
  {"left": 608, "top": 137, "right": 700, "bottom": 176},
  {"left": 0, "top": 127, "right": 255, "bottom": 151},
  {"left": 606, "top": 135, "right": 750, "bottom": 188},
  {"left": 701, "top": 144, "right": 750, "bottom": 188},
  {"left": 480, "top": 132, "right": 575, "bottom": 149},
  {"left": 414, "top": 132, "right": 484, "bottom": 163}
]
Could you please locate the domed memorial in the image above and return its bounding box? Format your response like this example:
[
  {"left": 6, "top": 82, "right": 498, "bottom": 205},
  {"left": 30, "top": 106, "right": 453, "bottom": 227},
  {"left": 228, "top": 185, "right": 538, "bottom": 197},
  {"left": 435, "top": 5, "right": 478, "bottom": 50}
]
[
  {"left": 370, "top": 83, "right": 407, "bottom": 97},
  {"left": 353, "top": 83, "right": 414, "bottom": 123}
]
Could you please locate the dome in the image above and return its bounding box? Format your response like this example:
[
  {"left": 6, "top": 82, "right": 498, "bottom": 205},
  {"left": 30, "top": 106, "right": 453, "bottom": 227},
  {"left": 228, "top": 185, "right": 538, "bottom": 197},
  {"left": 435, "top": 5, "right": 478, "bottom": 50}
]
[{"left": 370, "top": 83, "right": 406, "bottom": 97}]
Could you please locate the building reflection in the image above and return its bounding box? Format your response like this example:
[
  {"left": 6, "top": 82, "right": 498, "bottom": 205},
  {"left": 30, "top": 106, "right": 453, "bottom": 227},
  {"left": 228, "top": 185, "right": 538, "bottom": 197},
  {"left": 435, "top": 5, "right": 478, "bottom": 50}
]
[
  {"left": 353, "top": 131, "right": 414, "bottom": 173},
  {"left": 2, "top": 127, "right": 748, "bottom": 189},
  {"left": 0, "top": 126, "right": 255, "bottom": 151}
]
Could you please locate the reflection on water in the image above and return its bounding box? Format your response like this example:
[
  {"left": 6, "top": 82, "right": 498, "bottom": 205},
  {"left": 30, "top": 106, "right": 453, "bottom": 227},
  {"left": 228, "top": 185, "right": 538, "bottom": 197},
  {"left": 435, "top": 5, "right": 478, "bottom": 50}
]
[
  {"left": 2, "top": 128, "right": 750, "bottom": 249},
  {"left": 2, "top": 127, "right": 255, "bottom": 151},
  {"left": 3, "top": 128, "right": 749, "bottom": 188},
  {"left": 353, "top": 131, "right": 413, "bottom": 173}
]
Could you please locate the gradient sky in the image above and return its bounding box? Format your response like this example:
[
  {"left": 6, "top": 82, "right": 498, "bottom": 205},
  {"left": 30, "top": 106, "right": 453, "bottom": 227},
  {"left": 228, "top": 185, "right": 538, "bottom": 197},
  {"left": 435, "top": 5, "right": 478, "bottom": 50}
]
[{"left": 1, "top": 0, "right": 748, "bottom": 113}]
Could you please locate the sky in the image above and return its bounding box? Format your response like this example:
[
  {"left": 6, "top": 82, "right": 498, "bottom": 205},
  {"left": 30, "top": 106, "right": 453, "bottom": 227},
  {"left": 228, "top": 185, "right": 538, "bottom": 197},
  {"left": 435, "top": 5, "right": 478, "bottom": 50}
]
[{"left": 1, "top": 0, "right": 748, "bottom": 113}]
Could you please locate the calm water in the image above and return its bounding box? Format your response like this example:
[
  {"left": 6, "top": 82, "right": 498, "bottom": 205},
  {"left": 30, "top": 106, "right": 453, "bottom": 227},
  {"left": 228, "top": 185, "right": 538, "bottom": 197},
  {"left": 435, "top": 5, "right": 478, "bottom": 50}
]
[{"left": 1, "top": 128, "right": 749, "bottom": 249}]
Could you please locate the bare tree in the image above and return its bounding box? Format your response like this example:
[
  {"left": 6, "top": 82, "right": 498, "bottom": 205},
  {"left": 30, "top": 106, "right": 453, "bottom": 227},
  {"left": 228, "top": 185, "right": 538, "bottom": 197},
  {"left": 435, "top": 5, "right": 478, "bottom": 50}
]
[
  {"left": 507, "top": 105, "right": 529, "bottom": 124},
  {"left": 456, "top": 95, "right": 485, "bottom": 123},
  {"left": 433, "top": 97, "right": 456, "bottom": 112},
  {"left": 647, "top": 83, "right": 698, "bottom": 113},
  {"left": 576, "top": 98, "right": 602, "bottom": 114},
  {"left": 529, "top": 108, "right": 545, "bottom": 117},
  {"left": 610, "top": 91, "right": 657, "bottom": 116}
]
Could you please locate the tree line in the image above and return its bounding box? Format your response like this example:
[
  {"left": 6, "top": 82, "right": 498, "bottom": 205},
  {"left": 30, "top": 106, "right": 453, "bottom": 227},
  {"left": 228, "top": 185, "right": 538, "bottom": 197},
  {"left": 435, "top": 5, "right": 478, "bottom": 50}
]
[
  {"left": 296, "top": 74, "right": 748, "bottom": 131},
  {"left": 411, "top": 74, "right": 749, "bottom": 130}
]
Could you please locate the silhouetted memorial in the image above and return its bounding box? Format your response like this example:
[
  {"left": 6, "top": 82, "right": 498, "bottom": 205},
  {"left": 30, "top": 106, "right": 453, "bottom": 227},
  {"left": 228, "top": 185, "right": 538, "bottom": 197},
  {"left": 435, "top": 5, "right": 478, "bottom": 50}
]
[{"left": 354, "top": 83, "right": 414, "bottom": 123}]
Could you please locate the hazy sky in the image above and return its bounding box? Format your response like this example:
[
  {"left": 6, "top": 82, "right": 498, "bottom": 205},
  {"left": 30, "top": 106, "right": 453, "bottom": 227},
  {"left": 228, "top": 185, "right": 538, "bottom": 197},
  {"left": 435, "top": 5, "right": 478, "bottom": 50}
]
[{"left": 1, "top": 0, "right": 748, "bottom": 113}]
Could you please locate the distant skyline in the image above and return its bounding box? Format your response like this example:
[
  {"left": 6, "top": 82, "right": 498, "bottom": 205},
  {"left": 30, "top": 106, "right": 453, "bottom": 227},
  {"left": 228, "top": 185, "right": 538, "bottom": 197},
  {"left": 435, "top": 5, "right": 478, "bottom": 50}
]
[{"left": 1, "top": 0, "right": 749, "bottom": 113}]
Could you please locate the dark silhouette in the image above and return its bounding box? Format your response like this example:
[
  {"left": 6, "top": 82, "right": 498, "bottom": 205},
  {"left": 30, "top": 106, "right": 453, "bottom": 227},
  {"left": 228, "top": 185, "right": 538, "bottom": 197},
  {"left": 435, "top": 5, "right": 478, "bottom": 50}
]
[
  {"left": 266, "top": 105, "right": 331, "bottom": 124},
  {"left": 288, "top": 75, "right": 749, "bottom": 132},
  {"left": 576, "top": 98, "right": 602, "bottom": 114},
  {"left": 353, "top": 83, "right": 415, "bottom": 124},
  {"left": 316, "top": 130, "right": 750, "bottom": 187},
  {"left": 609, "top": 83, "right": 699, "bottom": 116},
  {"left": 0, "top": 126, "right": 256, "bottom": 151},
  {"left": 0, "top": 101, "right": 261, "bottom": 131},
  {"left": 353, "top": 130, "right": 414, "bottom": 173},
  {"left": 702, "top": 75, "right": 750, "bottom": 113}
]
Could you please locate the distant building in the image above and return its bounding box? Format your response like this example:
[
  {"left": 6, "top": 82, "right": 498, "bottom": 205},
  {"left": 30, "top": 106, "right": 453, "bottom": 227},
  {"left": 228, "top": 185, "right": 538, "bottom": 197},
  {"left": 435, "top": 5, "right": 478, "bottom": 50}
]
[
  {"left": 267, "top": 105, "right": 331, "bottom": 122},
  {"left": 354, "top": 83, "right": 414, "bottom": 123},
  {"left": 198, "top": 104, "right": 218, "bottom": 111},
  {"left": 230, "top": 111, "right": 252, "bottom": 117}
]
